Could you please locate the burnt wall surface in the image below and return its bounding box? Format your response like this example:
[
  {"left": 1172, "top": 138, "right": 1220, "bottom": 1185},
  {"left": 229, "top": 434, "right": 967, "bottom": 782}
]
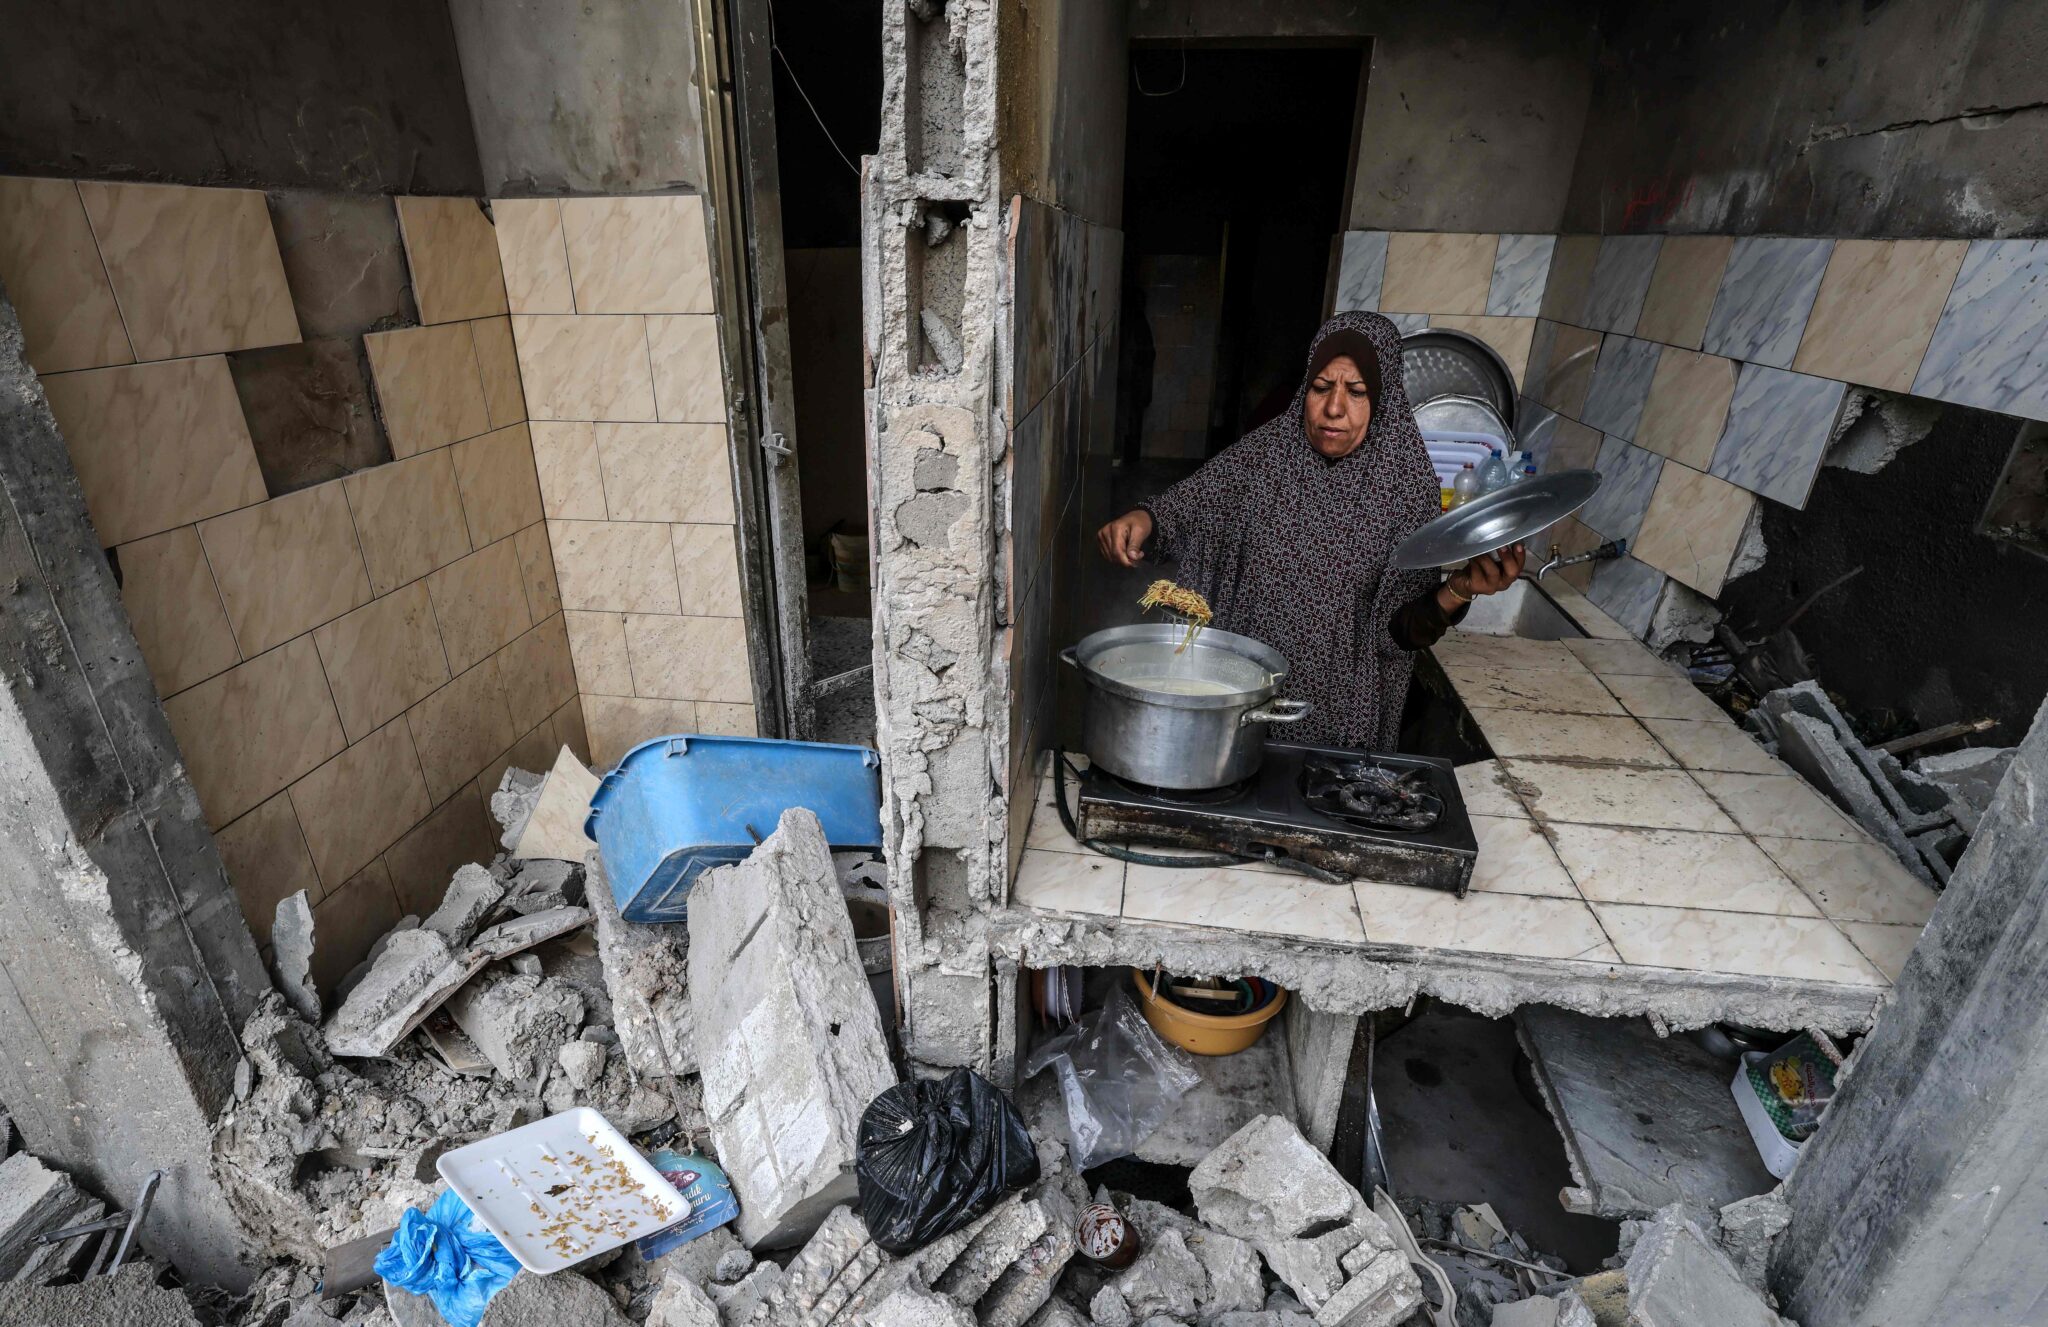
[
  {"left": 1564, "top": 0, "right": 2048, "bottom": 236},
  {"left": 1000, "top": 0, "right": 1131, "bottom": 227},
  {"left": 1721, "top": 405, "right": 2048, "bottom": 738},
  {"left": 0, "top": 0, "right": 483, "bottom": 195}
]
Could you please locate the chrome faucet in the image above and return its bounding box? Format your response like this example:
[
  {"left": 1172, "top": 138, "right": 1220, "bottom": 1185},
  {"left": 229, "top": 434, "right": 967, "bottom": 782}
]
[{"left": 1536, "top": 537, "right": 1627, "bottom": 579}]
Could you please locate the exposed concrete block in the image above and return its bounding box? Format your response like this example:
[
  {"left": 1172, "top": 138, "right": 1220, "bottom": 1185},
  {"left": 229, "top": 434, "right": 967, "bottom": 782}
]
[
  {"left": 0, "top": 1152, "right": 103, "bottom": 1282},
  {"left": 687, "top": 810, "right": 895, "bottom": 1248},
  {"left": 1116, "top": 1197, "right": 1263, "bottom": 1319},
  {"left": 871, "top": 1281, "right": 977, "bottom": 1327},
  {"left": 423, "top": 863, "right": 505, "bottom": 946},
  {"left": 321, "top": 928, "right": 456, "bottom": 1057},
  {"left": 1623, "top": 1206, "right": 1784, "bottom": 1327},
  {"left": 445, "top": 971, "right": 585, "bottom": 1083},
  {"left": 587, "top": 859, "right": 695, "bottom": 1078},
  {"left": 480, "top": 1269, "right": 634, "bottom": 1326},
  {"left": 271, "top": 891, "right": 322, "bottom": 1023}
]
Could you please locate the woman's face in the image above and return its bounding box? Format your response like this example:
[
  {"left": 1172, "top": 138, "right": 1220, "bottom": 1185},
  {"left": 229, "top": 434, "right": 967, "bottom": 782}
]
[{"left": 1305, "top": 354, "right": 1374, "bottom": 458}]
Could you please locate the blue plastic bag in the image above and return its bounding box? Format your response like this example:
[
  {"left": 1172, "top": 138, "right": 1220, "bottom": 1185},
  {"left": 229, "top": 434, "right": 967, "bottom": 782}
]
[{"left": 374, "top": 1190, "right": 523, "bottom": 1327}]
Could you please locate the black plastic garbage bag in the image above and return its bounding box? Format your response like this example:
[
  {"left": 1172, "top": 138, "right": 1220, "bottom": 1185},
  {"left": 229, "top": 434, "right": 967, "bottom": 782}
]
[{"left": 855, "top": 1067, "right": 1041, "bottom": 1255}]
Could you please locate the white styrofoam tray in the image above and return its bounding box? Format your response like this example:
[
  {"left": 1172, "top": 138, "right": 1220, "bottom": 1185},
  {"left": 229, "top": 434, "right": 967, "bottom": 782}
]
[
  {"left": 1730, "top": 1054, "right": 1804, "bottom": 1181},
  {"left": 436, "top": 1107, "right": 690, "bottom": 1273}
]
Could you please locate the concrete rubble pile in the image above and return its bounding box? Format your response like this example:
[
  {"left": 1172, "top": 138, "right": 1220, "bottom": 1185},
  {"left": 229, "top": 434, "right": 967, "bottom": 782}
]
[{"left": 1747, "top": 680, "right": 2015, "bottom": 884}]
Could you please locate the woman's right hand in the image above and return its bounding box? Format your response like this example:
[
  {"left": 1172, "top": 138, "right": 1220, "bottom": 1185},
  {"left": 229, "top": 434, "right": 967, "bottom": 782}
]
[{"left": 1097, "top": 510, "right": 1154, "bottom": 568}]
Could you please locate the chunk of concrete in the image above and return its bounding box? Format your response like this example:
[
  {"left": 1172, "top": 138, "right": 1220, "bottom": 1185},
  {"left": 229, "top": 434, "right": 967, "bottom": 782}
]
[
  {"left": 498, "top": 859, "right": 583, "bottom": 915},
  {"left": 322, "top": 928, "right": 456, "bottom": 1057},
  {"left": 709, "top": 1260, "right": 787, "bottom": 1322},
  {"left": 1189, "top": 1116, "right": 1420, "bottom": 1326},
  {"left": 1622, "top": 1206, "right": 1784, "bottom": 1327},
  {"left": 587, "top": 860, "right": 695, "bottom": 1078},
  {"left": 873, "top": 1281, "right": 978, "bottom": 1326},
  {"left": 0, "top": 1260, "right": 199, "bottom": 1324},
  {"left": 445, "top": 971, "right": 586, "bottom": 1083},
  {"left": 1491, "top": 1298, "right": 1563, "bottom": 1327},
  {"left": 1714, "top": 1191, "right": 1790, "bottom": 1297},
  {"left": 271, "top": 890, "right": 321, "bottom": 1023},
  {"left": 491, "top": 766, "right": 548, "bottom": 851},
  {"left": 1773, "top": 712, "right": 1934, "bottom": 884},
  {"left": 482, "top": 1269, "right": 634, "bottom": 1326},
  {"left": 1026, "top": 1302, "right": 1091, "bottom": 1327},
  {"left": 686, "top": 810, "right": 896, "bottom": 1248},
  {"left": 514, "top": 747, "right": 603, "bottom": 861},
  {"left": 557, "top": 1039, "right": 607, "bottom": 1092},
  {"left": 0, "top": 1152, "right": 104, "bottom": 1282},
  {"left": 469, "top": 905, "right": 592, "bottom": 961},
  {"left": 1914, "top": 746, "right": 2015, "bottom": 835},
  {"left": 647, "top": 1270, "right": 722, "bottom": 1327},
  {"left": 424, "top": 864, "right": 505, "bottom": 946}
]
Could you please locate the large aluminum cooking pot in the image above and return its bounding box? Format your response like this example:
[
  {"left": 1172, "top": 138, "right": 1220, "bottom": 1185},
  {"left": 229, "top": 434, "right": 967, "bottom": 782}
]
[{"left": 1060, "top": 624, "right": 1310, "bottom": 790}]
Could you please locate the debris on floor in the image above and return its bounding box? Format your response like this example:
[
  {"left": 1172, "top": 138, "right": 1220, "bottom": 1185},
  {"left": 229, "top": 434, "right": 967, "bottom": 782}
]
[
  {"left": 1621, "top": 1205, "right": 1788, "bottom": 1327},
  {"left": 0, "top": 1261, "right": 201, "bottom": 1327}
]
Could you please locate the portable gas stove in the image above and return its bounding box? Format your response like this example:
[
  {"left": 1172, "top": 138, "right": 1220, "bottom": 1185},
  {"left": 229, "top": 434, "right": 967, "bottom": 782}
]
[{"left": 1069, "top": 741, "right": 1478, "bottom": 895}]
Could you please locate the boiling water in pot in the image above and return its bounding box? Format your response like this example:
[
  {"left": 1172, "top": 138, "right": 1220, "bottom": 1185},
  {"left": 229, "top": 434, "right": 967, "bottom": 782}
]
[
  {"left": 1090, "top": 637, "right": 1275, "bottom": 698},
  {"left": 1121, "top": 674, "right": 1239, "bottom": 696}
]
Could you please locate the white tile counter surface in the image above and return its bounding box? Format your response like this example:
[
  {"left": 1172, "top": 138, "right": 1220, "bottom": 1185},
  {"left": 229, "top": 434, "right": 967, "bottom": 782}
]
[{"left": 1010, "top": 627, "right": 1934, "bottom": 992}]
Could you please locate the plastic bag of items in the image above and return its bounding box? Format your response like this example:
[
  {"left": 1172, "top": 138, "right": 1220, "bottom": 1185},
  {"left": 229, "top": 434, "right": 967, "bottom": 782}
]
[
  {"left": 1023, "top": 982, "right": 1203, "bottom": 1171},
  {"left": 856, "top": 1067, "right": 1041, "bottom": 1255},
  {"left": 374, "top": 1190, "right": 522, "bottom": 1327}
]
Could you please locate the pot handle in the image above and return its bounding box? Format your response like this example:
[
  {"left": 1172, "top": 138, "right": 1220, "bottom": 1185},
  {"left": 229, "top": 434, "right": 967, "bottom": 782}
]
[
  {"left": 1059, "top": 647, "right": 1078, "bottom": 668},
  {"left": 1241, "top": 698, "right": 1311, "bottom": 727}
]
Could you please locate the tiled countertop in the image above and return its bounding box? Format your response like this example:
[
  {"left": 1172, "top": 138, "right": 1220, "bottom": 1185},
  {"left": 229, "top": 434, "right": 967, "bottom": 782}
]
[{"left": 999, "top": 622, "right": 1937, "bottom": 1030}]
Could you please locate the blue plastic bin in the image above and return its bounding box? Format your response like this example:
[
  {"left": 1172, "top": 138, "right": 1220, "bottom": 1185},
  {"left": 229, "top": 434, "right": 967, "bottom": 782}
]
[{"left": 585, "top": 734, "right": 884, "bottom": 923}]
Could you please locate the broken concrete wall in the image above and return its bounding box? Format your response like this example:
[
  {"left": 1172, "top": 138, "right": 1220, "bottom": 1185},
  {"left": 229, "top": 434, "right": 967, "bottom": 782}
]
[
  {"left": 0, "top": 289, "right": 263, "bottom": 1287},
  {"left": 1563, "top": 0, "right": 2048, "bottom": 237}
]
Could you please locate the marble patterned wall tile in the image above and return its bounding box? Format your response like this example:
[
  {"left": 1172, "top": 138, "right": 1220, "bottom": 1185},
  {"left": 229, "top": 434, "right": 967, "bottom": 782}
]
[
  {"left": 1539, "top": 235, "right": 1600, "bottom": 325},
  {"left": 514, "top": 523, "right": 561, "bottom": 620},
  {"left": 1911, "top": 239, "right": 2048, "bottom": 419},
  {"left": 1515, "top": 399, "right": 1558, "bottom": 467},
  {"left": 560, "top": 195, "right": 714, "bottom": 315},
  {"left": 76, "top": 181, "right": 299, "bottom": 361},
  {"left": 406, "top": 656, "right": 519, "bottom": 804},
  {"left": 1381, "top": 232, "right": 1498, "bottom": 315},
  {"left": 564, "top": 609, "right": 635, "bottom": 696},
  {"left": 199, "top": 481, "right": 374, "bottom": 656},
  {"left": 1428, "top": 314, "right": 1534, "bottom": 389},
  {"left": 1578, "top": 336, "right": 1662, "bottom": 440},
  {"left": 584, "top": 694, "right": 699, "bottom": 768},
  {"left": 1487, "top": 234, "right": 1555, "bottom": 318},
  {"left": 1547, "top": 418, "right": 1604, "bottom": 474},
  {"left": 592, "top": 421, "right": 734, "bottom": 524},
  {"left": 622, "top": 613, "right": 752, "bottom": 703},
  {"left": 116, "top": 526, "right": 241, "bottom": 697},
  {"left": 672, "top": 522, "right": 743, "bottom": 617},
  {"left": 1702, "top": 236, "right": 1834, "bottom": 369},
  {"left": 1579, "top": 436, "right": 1664, "bottom": 542},
  {"left": 1634, "top": 346, "right": 1737, "bottom": 470},
  {"left": 1634, "top": 236, "right": 1733, "bottom": 349},
  {"left": 1385, "top": 312, "right": 1428, "bottom": 336},
  {"left": 451, "top": 423, "right": 544, "bottom": 548},
  {"left": 1794, "top": 239, "right": 1967, "bottom": 392},
  {"left": 492, "top": 199, "right": 575, "bottom": 315},
  {"left": 311, "top": 581, "right": 450, "bottom": 743},
  {"left": 647, "top": 314, "right": 727, "bottom": 422},
  {"left": 1334, "top": 231, "right": 1388, "bottom": 312},
  {"left": 342, "top": 450, "right": 473, "bottom": 596},
  {"left": 1536, "top": 323, "right": 1603, "bottom": 418},
  {"left": 1587, "top": 555, "right": 1666, "bottom": 637},
  {"left": 0, "top": 176, "right": 134, "bottom": 372},
  {"left": 469, "top": 316, "right": 526, "bottom": 428},
  {"left": 363, "top": 322, "right": 492, "bottom": 457},
  {"left": 1709, "top": 363, "right": 1848, "bottom": 509},
  {"left": 1582, "top": 235, "right": 1663, "bottom": 335},
  {"left": 162, "top": 635, "right": 347, "bottom": 828},
  {"left": 1521, "top": 320, "right": 1559, "bottom": 402},
  {"left": 550, "top": 519, "right": 682, "bottom": 615},
  {"left": 1628, "top": 462, "right": 1755, "bottom": 598},
  {"left": 529, "top": 421, "right": 608, "bottom": 520},
  {"left": 510, "top": 315, "right": 657, "bottom": 422},
  {"left": 394, "top": 196, "right": 510, "bottom": 324}
]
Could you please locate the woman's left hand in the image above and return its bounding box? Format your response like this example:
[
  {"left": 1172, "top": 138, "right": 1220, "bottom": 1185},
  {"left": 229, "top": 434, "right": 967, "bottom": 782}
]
[{"left": 1450, "top": 542, "right": 1526, "bottom": 598}]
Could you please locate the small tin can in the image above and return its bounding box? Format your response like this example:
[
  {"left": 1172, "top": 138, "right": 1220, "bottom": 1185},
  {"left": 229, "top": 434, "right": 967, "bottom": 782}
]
[{"left": 1076, "top": 1201, "right": 1141, "bottom": 1268}]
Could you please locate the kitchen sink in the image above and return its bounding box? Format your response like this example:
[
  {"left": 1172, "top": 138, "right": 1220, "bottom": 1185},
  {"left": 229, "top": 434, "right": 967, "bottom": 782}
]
[{"left": 1453, "top": 578, "right": 1588, "bottom": 640}]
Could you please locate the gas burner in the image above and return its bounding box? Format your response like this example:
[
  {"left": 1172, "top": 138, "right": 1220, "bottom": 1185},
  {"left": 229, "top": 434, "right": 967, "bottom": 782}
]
[
  {"left": 1092, "top": 770, "right": 1251, "bottom": 806},
  {"left": 1299, "top": 756, "right": 1443, "bottom": 831}
]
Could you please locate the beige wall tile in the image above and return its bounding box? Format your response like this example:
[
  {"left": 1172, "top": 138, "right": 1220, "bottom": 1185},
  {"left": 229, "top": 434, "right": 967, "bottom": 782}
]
[
  {"left": 492, "top": 198, "right": 574, "bottom": 315},
  {"left": 116, "top": 526, "right": 239, "bottom": 696},
  {"left": 408, "top": 656, "right": 518, "bottom": 803},
  {"left": 1539, "top": 235, "right": 1601, "bottom": 324},
  {"left": 513, "top": 522, "right": 561, "bottom": 619},
  {"left": 313, "top": 581, "right": 451, "bottom": 742},
  {"left": 214, "top": 792, "right": 322, "bottom": 947},
  {"left": 0, "top": 176, "right": 133, "bottom": 372},
  {"left": 1535, "top": 324, "right": 1602, "bottom": 418},
  {"left": 497, "top": 613, "right": 577, "bottom": 734},
  {"left": 565, "top": 609, "right": 636, "bottom": 695},
  {"left": 311, "top": 859, "right": 402, "bottom": 997},
  {"left": 672, "top": 523, "right": 742, "bottom": 616},
  {"left": 1629, "top": 463, "right": 1755, "bottom": 598},
  {"left": 647, "top": 314, "right": 727, "bottom": 422},
  {"left": 551, "top": 520, "right": 682, "bottom": 614},
  {"left": 384, "top": 788, "right": 496, "bottom": 916},
  {"left": 40, "top": 356, "right": 267, "bottom": 546},
  {"left": 594, "top": 422, "right": 733, "bottom": 523},
  {"left": 1793, "top": 239, "right": 1968, "bottom": 392},
  {"left": 530, "top": 421, "right": 608, "bottom": 519},
  {"left": 364, "top": 322, "right": 492, "bottom": 457},
  {"left": 427, "top": 537, "right": 533, "bottom": 672},
  {"left": 290, "top": 717, "right": 432, "bottom": 887},
  {"left": 199, "top": 482, "right": 373, "bottom": 656},
  {"left": 1634, "top": 347, "right": 1737, "bottom": 470},
  {"left": 342, "top": 450, "right": 473, "bottom": 596},
  {"left": 560, "top": 195, "right": 714, "bottom": 315},
  {"left": 552, "top": 697, "right": 591, "bottom": 766},
  {"left": 511, "top": 315, "right": 656, "bottom": 421},
  {"left": 623, "top": 613, "right": 752, "bottom": 702},
  {"left": 1380, "top": 232, "right": 1498, "bottom": 316},
  {"left": 164, "top": 636, "right": 346, "bottom": 827},
  {"left": 75, "top": 181, "right": 298, "bottom": 360},
  {"left": 1635, "top": 236, "right": 1733, "bottom": 350},
  {"left": 470, "top": 315, "right": 526, "bottom": 427},
  {"left": 451, "top": 422, "right": 544, "bottom": 547},
  {"left": 395, "top": 196, "right": 509, "bottom": 324},
  {"left": 1428, "top": 314, "right": 1535, "bottom": 389},
  {"left": 584, "top": 694, "right": 698, "bottom": 767},
  {"left": 698, "top": 702, "right": 757, "bottom": 737}
]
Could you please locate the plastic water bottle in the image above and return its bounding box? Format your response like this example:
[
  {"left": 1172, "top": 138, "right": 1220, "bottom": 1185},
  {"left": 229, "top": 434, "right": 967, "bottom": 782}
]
[
  {"left": 1516, "top": 462, "right": 1538, "bottom": 484},
  {"left": 1450, "top": 462, "right": 1480, "bottom": 507},
  {"left": 1478, "top": 448, "right": 1511, "bottom": 496}
]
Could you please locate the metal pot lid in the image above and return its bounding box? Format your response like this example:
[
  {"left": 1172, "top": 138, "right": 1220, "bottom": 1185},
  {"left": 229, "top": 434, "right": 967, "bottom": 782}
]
[
  {"left": 1064, "top": 623, "right": 1290, "bottom": 709},
  {"left": 1413, "top": 394, "right": 1510, "bottom": 442},
  {"left": 1390, "top": 469, "right": 1603, "bottom": 571}
]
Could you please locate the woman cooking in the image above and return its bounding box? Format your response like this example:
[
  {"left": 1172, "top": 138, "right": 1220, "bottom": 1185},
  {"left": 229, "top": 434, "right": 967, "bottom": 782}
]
[{"left": 1097, "top": 311, "right": 1524, "bottom": 751}]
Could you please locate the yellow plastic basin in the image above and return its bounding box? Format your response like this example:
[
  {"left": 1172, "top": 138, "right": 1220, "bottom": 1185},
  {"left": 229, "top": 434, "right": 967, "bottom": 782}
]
[{"left": 1132, "top": 968, "right": 1288, "bottom": 1057}]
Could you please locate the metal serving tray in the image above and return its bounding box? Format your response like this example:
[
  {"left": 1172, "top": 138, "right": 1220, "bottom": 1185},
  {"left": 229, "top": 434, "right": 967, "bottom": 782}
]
[{"left": 1390, "top": 469, "right": 1602, "bottom": 571}]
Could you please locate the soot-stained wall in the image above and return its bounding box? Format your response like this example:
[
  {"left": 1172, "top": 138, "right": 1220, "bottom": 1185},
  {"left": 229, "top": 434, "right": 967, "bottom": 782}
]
[
  {"left": 1564, "top": 0, "right": 2048, "bottom": 237},
  {"left": 0, "top": 0, "right": 484, "bottom": 195}
]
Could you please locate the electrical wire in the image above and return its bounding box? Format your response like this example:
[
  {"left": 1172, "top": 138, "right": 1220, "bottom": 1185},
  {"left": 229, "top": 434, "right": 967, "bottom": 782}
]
[
  {"left": 766, "top": 0, "right": 861, "bottom": 175},
  {"left": 1132, "top": 43, "right": 1187, "bottom": 97}
]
